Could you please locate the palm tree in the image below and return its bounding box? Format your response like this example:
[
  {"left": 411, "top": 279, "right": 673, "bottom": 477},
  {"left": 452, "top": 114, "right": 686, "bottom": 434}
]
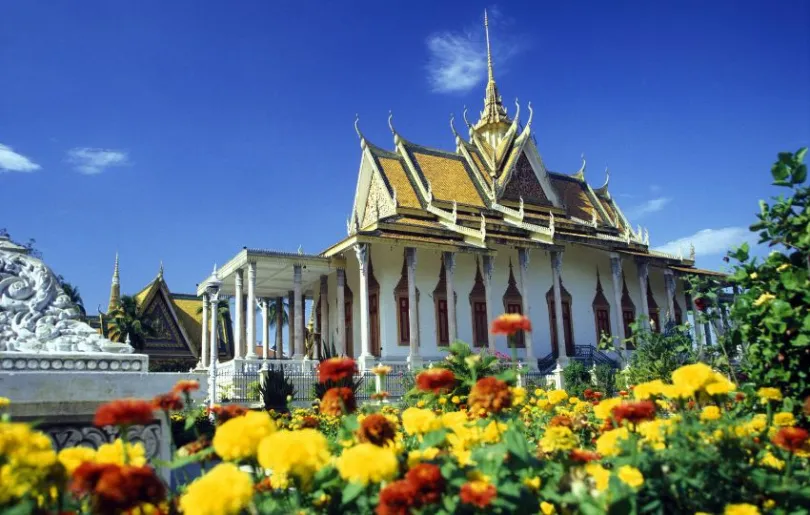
[
  {"left": 267, "top": 298, "right": 288, "bottom": 358},
  {"left": 197, "top": 299, "right": 230, "bottom": 356},
  {"left": 108, "top": 295, "right": 157, "bottom": 352},
  {"left": 58, "top": 277, "right": 86, "bottom": 318}
]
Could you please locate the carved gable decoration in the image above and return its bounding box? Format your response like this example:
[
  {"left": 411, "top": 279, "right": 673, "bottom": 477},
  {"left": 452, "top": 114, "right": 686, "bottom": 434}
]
[
  {"left": 361, "top": 172, "right": 396, "bottom": 227},
  {"left": 501, "top": 153, "right": 552, "bottom": 207},
  {"left": 142, "top": 293, "right": 187, "bottom": 350}
]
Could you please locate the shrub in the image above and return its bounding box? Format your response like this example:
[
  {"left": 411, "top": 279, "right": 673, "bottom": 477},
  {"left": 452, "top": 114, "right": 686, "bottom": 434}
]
[
  {"left": 258, "top": 368, "right": 295, "bottom": 411},
  {"left": 620, "top": 320, "right": 696, "bottom": 385},
  {"left": 593, "top": 363, "right": 617, "bottom": 397},
  {"left": 562, "top": 360, "right": 591, "bottom": 397}
]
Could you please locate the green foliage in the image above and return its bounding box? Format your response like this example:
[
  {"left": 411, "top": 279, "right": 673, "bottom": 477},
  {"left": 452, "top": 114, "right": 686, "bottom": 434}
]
[
  {"left": 107, "top": 295, "right": 158, "bottom": 351},
  {"left": 149, "top": 359, "right": 197, "bottom": 372},
  {"left": 619, "top": 320, "right": 696, "bottom": 385},
  {"left": 259, "top": 368, "right": 296, "bottom": 411},
  {"left": 170, "top": 405, "right": 214, "bottom": 447},
  {"left": 724, "top": 147, "right": 810, "bottom": 401},
  {"left": 562, "top": 360, "right": 591, "bottom": 397},
  {"left": 594, "top": 363, "right": 617, "bottom": 397}
]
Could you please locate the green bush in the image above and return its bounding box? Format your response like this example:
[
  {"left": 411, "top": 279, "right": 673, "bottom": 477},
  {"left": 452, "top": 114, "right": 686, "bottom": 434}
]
[
  {"left": 619, "top": 320, "right": 696, "bottom": 385},
  {"left": 562, "top": 360, "right": 590, "bottom": 397},
  {"left": 259, "top": 368, "right": 296, "bottom": 411},
  {"left": 593, "top": 363, "right": 617, "bottom": 397}
]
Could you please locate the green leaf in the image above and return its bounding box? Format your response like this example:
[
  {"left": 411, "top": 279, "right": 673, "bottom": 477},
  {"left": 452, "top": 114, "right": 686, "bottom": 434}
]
[
  {"left": 153, "top": 446, "right": 215, "bottom": 470},
  {"left": 608, "top": 497, "right": 633, "bottom": 515},
  {"left": 792, "top": 163, "right": 807, "bottom": 184},
  {"left": 342, "top": 415, "right": 359, "bottom": 432},
  {"left": 772, "top": 162, "right": 790, "bottom": 181},
  {"left": 421, "top": 428, "right": 448, "bottom": 449},
  {"left": 2, "top": 499, "right": 35, "bottom": 515},
  {"left": 796, "top": 147, "right": 808, "bottom": 163},
  {"left": 503, "top": 428, "right": 531, "bottom": 464},
  {"left": 184, "top": 415, "right": 197, "bottom": 432},
  {"left": 341, "top": 482, "right": 364, "bottom": 506}
]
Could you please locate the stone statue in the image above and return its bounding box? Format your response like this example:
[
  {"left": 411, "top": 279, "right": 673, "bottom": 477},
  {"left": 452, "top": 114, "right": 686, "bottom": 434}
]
[{"left": 0, "top": 236, "right": 134, "bottom": 354}]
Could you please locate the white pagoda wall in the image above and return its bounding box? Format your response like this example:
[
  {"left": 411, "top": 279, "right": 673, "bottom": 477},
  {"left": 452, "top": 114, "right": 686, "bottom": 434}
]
[{"left": 329, "top": 242, "right": 689, "bottom": 361}]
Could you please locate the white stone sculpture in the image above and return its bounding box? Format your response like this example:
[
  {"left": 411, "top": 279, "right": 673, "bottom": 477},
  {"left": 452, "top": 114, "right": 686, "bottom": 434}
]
[{"left": 0, "top": 236, "right": 134, "bottom": 354}]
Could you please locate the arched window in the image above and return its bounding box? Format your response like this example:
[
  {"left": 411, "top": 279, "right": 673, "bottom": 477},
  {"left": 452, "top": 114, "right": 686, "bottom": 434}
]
[
  {"left": 546, "top": 281, "right": 574, "bottom": 357},
  {"left": 368, "top": 256, "right": 381, "bottom": 357},
  {"left": 621, "top": 273, "right": 636, "bottom": 349},
  {"left": 433, "top": 259, "right": 453, "bottom": 347},
  {"left": 344, "top": 283, "right": 354, "bottom": 357},
  {"left": 502, "top": 259, "right": 525, "bottom": 348},
  {"left": 646, "top": 277, "right": 660, "bottom": 333},
  {"left": 469, "top": 259, "right": 488, "bottom": 348},
  {"left": 394, "top": 250, "right": 419, "bottom": 346},
  {"left": 592, "top": 268, "right": 611, "bottom": 343}
]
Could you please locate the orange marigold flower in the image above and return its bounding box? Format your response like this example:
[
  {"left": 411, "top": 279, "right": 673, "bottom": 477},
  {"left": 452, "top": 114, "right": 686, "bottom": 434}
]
[
  {"left": 320, "top": 387, "right": 356, "bottom": 416},
  {"left": 469, "top": 377, "right": 512, "bottom": 415},
  {"left": 71, "top": 462, "right": 166, "bottom": 514},
  {"left": 208, "top": 404, "right": 248, "bottom": 424},
  {"left": 255, "top": 476, "right": 275, "bottom": 493},
  {"left": 611, "top": 401, "right": 657, "bottom": 426},
  {"left": 735, "top": 392, "right": 746, "bottom": 402},
  {"left": 318, "top": 357, "right": 357, "bottom": 383},
  {"left": 152, "top": 393, "right": 183, "bottom": 412},
  {"left": 176, "top": 436, "right": 211, "bottom": 459},
  {"left": 772, "top": 426, "right": 810, "bottom": 453},
  {"left": 490, "top": 313, "right": 532, "bottom": 335},
  {"left": 460, "top": 480, "right": 496, "bottom": 508},
  {"left": 619, "top": 390, "right": 629, "bottom": 397},
  {"left": 569, "top": 449, "right": 601, "bottom": 463},
  {"left": 415, "top": 368, "right": 456, "bottom": 394},
  {"left": 94, "top": 399, "right": 154, "bottom": 427},
  {"left": 549, "top": 415, "right": 574, "bottom": 428},
  {"left": 172, "top": 380, "right": 200, "bottom": 394},
  {"left": 405, "top": 463, "right": 445, "bottom": 506},
  {"left": 376, "top": 480, "right": 417, "bottom": 515},
  {"left": 300, "top": 415, "right": 320, "bottom": 429},
  {"left": 583, "top": 388, "right": 594, "bottom": 399},
  {"left": 358, "top": 413, "right": 397, "bottom": 447}
]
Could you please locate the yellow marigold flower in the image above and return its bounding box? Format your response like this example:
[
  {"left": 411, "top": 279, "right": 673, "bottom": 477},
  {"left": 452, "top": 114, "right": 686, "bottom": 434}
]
[
  {"left": 593, "top": 397, "right": 623, "bottom": 420},
  {"left": 540, "top": 426, "right": 578, "bottom": 453},
  {"left": 57, "top": 446, "right": 96, "bottom": 474},
  {"left": 706, "top": 378, "right": 735, "bottom": 396},
  {"left": 672, "top": 363, "right": 714, "bottom": 394},
  {"left": 451, "top": 395, "right": 461, "bottom": 404},
  {"left": 633, "top": 380, "right": 666, "bottom": 400},
  {"left": 481, "top": 421, "right": 507, "bottom": 443},
  {"left": 777, "top": 263, "right": 790, "bottom": 272},
  {"left": 512, "top": 387, "right": 527, "bottom": 406},
  {"left": 585, "top": 463, "right": 610, "bottom": 491},
  {"left": 724, "top": 503, "right": 761, "bottom": 515},
  {"left": 402, "top": 407, "right": 441, "bottom": 435},
  {"left": 96, "top": 439, "right": 147, "bottom": 467},
  {"left": 760, "top": 452, "right": 784, "bottom": 471},
  {"left": 773, "top": 412, "right": 795, "bottom": 427},
  {"left": 407, "top": 447, "right": 440, "bottom": 467},
  {"left": 617, "top": 465, "right": 644, "bottom": 489},
  {"left": 213, "top": 410, "right": 276, "bottom": 462},
  {"left": 257, "top": 429, "right": 330, "bottom": 487},
  {"left": 661, "top": 382, "right": 695, "bottom": 400},
  {"left": 438, "top": 397, "right": 448, "bottom": 405},
  {"left": 701, "top": 406, "right": 722, "bottom": 422},
  {"left": 180, "top": 463, "right": 253, "bottom": 515},
  {"left": 416, "top": 400, "right": 426, "bottom": 408},
  {"left": 753, "top": 293, "right": 775, "bottom": 307},
  {"left": 336, "top": 443, "right": 398, "bottom": 485},
  {"left": 441, "top": 411, "right": 468, "bottom": 431},
  {"left": 757, "top": 387, "right": 782, "bottom": 403},
  {"left": 547, "top": 389, "right": 569, "bottom": 405},
  {"left": 596, "top": 427, "right": 630, "bottom": 457},
  {"left": 763, "top": 499, "right": 776, "bottom": 510},
  {"left": 452, "top": 446, "right": 474, "bottom": 466},
  {"left": 540, "top": 501, "right": 556, "bottom": 514},
  {"left": 0, "top": 397, "right": 9, "bottom": 408},
  {"left": 523, "top": 476, "right": 541, "bottom": 491},
  {"left": 534, "top": 388, "right": 544, "bottom": 397},
  {"left": 536, "top": 398, "right": 552, "bottom": 411}
]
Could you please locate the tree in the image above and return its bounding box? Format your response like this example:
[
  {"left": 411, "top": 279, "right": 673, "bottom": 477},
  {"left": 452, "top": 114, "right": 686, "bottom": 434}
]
[
  {"left": 267, "top": 298, "right": 288, "bottom": 358},
  {"left": 57, "top": 276, "right": 86, "bottom": 318},
  {"left": 108, "top": 295, "right": 158, "bottom": 351},
  {"left": 196, "top": 298, "right": 230, "bottom": 357}
]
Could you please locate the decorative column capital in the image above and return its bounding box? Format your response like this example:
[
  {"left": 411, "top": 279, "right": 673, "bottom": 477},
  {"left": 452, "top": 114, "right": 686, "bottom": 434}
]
[
  {"left": 320, "top": 274, "right": 328, "bottom": 292},
  {"left": 354, "top": 244, "right": 369, "bottom": 270},
  {"left": 336, "top": 267, "right": 346, "bottom": 285},
  {"left": 482, "top": 255, "right": 494, "bottom": 281},
  {"left": 518, "top": 247, "right": 531, "bottom": 270},
  {"left": 234, "top": 268, "right": 244, "bottom": 286},
  {"left": 443, "top": 251, "right": 456, "bottom": 272}
]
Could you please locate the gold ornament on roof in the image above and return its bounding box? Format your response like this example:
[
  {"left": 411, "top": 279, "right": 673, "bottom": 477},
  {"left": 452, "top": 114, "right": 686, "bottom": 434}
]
[{"left": 476, "top": 9, "right": 508, "bottom": 129}]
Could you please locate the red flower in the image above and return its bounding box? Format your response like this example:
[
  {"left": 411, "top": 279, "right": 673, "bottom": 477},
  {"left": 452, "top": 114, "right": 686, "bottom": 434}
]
[
  {"left": 611, "top": 401, "right": 657, "bottom": 426},
  {"left": 694, "top": 298, "right": 706, "bottom": 312},
  {"left": 377, "top": 480, "right": 417, "bottom": 515},
  {"left": 300, "top": 416, "right": 320, "bottom": 429},
  {"left": 94, "top": 399, "right": 154, "bottom": 427},
  {"left": 415, "top": 368, "right": 456, "bottom": 394},
  {"left": 460, "top": 480, "right": 496, "bottom": 508},
  {"left": 255, "top": 477, "right": 275, "bottom": 493},
  {"left": 208, "top": 404, "right": 248, "bottom": 424},
  {"left": 490, "top": 313, "right": 532, "bottom": 335},
  {"left": 735, "top": 392, "right": 746, "bottom": 402},
  {"left": 569, "top": 449, "right": 601, "bottom": 463},
  {"left": 318, "top": 358, "right": 357, "bottom": 384},
  {"left": 469, "top": 377, "right": 512, "bottom": 415},
  {"left": 549, "top": 415, "right": 574, "bottom": 428},
  {"left": 592, "top": 391, "right": 604, "bottom": 400},
  {"left": 358, "top": 414, "right": 397, "bottom": 447},
  {"left": 583, "top": 388, "right": 594, "bottom": 400},
  {"left": 320, "top": 387, "right": 356, "bottom": 416},
  {"left": 619, "top": 390, "right": 629, "bottom": 397},
  {"left": 772, "top": 427, "right": 810, "bottom": 453},
  {"left": 172, "top": 380, "right": 200, "bottom": 394},
  {"left": 152, "top": 393, "right": 183, "bottom": 412},
  {"left": 71, "top": 462, "right": 166, "bottom": 513},
  {"left": 405, "top": 463, "right": 445, "bottom": 506}
]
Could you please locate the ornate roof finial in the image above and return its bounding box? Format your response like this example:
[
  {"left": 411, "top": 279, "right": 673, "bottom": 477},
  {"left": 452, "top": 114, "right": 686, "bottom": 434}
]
[
  {"left": 298, "top": 245, "right": 304, "bottom": 255},
  {"left": 476, "top": 9, "right": 508, "bottom": 129},
  {"left": 644, "top": 228, "right": 650, "bottom": 246},
  {"left": 387, "top": 110, "right": 400, "bottom": 146},
  {"left": 462, "top": 106, "right": 472, "bottom": 130},
  {"left": 212, "top": 263, "right": 218, "bottom": 276},
  {"left": 513, "top": 98, "right": 520, "bottom": 122},
  {"left": 526, "top": 101, "right": 534, "bottom": 128},
  {"left": 354, "top": 113, "right": 366, "bottom": 149},
  {"left": 450, "top": 113, "right": 461, "bottom": 141},
  {"left": 158, "top": 260, "right": 164, "bottom": 279},
  {"left": 573, "top": 152, "right": 586, "bottom": 181},
  {"left": 108, "top": 252, "right": 121, "bottom": 313},
  {"left": 112, "top": 252, "right": 120, "bottom": 285},
  {"left": 485, "top": 9, "right": 494, "bottom": 83},
  {"left": 689, "top": 242, "right": 696, "bottom": 261}
]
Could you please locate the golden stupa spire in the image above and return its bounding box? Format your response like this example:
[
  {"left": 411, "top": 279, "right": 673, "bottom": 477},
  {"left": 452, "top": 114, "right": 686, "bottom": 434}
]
[
  {"left": 477, "top": 9, "right": 508, "bottom": 129},
  {"left": 108, "top": 252, "right": 120, "bottom": 312}
]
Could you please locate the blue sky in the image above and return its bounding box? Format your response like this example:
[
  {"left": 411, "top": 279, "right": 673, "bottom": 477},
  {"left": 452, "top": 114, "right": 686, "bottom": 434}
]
[{"left": 1, "top": 0, "right": 809, "bottom": 317}]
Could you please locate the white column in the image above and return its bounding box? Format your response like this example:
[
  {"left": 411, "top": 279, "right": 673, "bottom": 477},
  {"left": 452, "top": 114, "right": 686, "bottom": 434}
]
[
  {"left": 444, "top": 251, "right": 457, "bottom": 343},
  {"left": 246, "top": 262, "right": 257, "bottom": 359},
  {"left": 637, "top": 260, "right": 651, "bottom": 331},
  {"left": 293, "top": 265, "right": 304, "bottom": 359},
  {"left": 261, "top": 298, "right": 269, "bottom": 360},
  {"left": 233, "top": 269, "right": 244, "bottom": 358},
  {"left": 482, "top": 255, "right": 496, "bottom": 353},
  {"left": 406, "top": 247, "right": 421, "bottom": 368},
  {"left": 208, "top": 290, "right": 219, "bottom": 406},
  {"left": 609, "top": 253, "right": 627, "bottom": 353},
  {"left": 664, "top": 269, "right": 677, "bottom": 325},
  {"left": 200, "top": 293, "right": 209, "bottom": 368},
  {"left": 550, "top": 250, "right": 567, "bottom": 364},
  {"left": 356, "top": 244, "right": 373, "bottom": 368},
  {"left": 320, "top": 275, "right": 329, "bottom": 358},
  {"left": 518, "top": 248, "right": 536, "bottom": 366},
  {"left": 336, "top": 268, "right": 346, "bottom": 356}
]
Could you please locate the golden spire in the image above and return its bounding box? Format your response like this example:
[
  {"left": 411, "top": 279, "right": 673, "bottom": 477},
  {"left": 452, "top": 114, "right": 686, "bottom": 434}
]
[
  {"left": 108, "top": 253, "right": 120, "bottom": 312},
  {"left": 476, "top": 9, "right": 508, "bottom": 129}
]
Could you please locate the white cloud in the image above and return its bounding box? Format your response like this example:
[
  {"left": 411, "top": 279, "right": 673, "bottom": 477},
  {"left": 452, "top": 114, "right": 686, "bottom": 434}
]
[
  {"left": 67, "top": 148, "right": 129, "bottom": 175},
  {"left": 425, "top": 9, "right": 521, "bottom": 93},
  {"left": 625, "top": 197, "right": 672, "bottom": 219},
  {"left": 0, "top": 143, "right": 40, "bottom": 173},
  {"left": 654, "top": 227, "right": 752, "bottom": 257}
]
